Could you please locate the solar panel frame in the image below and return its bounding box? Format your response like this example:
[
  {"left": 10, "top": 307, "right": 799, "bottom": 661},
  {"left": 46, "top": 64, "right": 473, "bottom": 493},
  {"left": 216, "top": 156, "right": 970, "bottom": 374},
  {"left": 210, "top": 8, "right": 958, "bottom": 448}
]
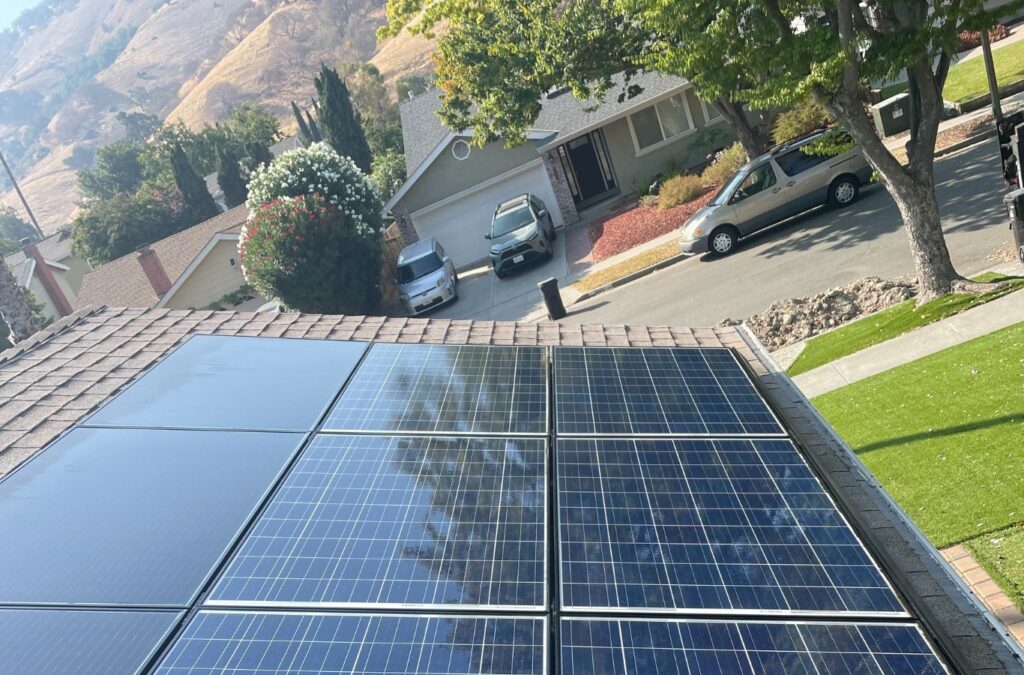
[
  {"left": 322, "top": 343, "right": 550, "bottom": 437},
  {"left": 552, "top": 346, "right": 788, "bottom": 438},
  {"left": 556, "top": 437, "right": 908, "bottom": 618}
]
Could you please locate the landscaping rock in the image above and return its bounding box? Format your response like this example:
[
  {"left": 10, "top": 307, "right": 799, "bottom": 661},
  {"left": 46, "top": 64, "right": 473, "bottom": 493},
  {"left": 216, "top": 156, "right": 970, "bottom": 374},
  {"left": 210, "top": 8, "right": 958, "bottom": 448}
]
[{"left": 721, "top": 276, "right": 916, "bottom": 350}]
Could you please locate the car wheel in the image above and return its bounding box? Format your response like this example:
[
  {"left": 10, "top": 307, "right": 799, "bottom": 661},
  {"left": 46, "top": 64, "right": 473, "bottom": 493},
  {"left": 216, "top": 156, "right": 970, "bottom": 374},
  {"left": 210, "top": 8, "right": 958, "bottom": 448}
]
[
  {"left": 829, "top": 176, "right": 859, "bottom": 207},
  {"left": 708, "top": 226, "right": 738, "bottom": 256},
  {"left": 549, "top": 221, "right": 558, "bottom": 241},
  {"left": 493, "top": 265, "right": 506, "bottom": 279}
]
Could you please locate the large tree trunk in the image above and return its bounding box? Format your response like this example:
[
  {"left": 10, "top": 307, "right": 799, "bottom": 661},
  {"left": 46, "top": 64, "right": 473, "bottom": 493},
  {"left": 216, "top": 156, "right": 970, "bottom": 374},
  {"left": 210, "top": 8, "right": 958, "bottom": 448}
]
[
  {"left": 715, "top": 99, "right": 771, "bottom": 160},
  {"left": 0, "top": 261, "right": 40, "bottom": 343}
]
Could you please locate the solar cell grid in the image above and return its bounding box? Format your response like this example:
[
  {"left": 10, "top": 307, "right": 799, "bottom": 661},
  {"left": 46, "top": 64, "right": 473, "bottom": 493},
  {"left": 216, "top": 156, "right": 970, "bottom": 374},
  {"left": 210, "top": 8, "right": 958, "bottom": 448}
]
[
  {"left": 208, "top": 434, "right": 547, "bottom": 610},
  {"left": 557, "top": 438, "right": 904, "bottom": 615},
  {"left": 324, "top": 344, "right": 548, "bottom": 435},
  {"left": 553, "top": 347, "right": 785, "bottom": 437},
  {"left": 155, "top": 612, "right": 546, "bottom": 675}
]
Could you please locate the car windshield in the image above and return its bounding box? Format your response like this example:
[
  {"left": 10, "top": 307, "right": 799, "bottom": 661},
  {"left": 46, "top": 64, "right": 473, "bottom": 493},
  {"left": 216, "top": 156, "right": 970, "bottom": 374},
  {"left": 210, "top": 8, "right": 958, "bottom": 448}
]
[
  {"left": 710, "top": 168, "right": 749, "bottom": 206},
  {"left": 397, "top": 252, "right": 443, "bottom": 283},
  {"left": 491, "top": 205, "right": 535, "bottom": 237}
]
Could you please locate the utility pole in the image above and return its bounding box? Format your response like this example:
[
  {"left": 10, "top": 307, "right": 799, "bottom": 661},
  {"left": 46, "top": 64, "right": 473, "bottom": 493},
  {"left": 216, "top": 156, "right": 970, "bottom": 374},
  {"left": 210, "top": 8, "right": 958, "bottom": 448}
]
[
  {"left": 0, "top": 148, "right": 44, "bottom": 240},
  {"left": 981, "top": 27, "right": 1003, "bottom": 125}
]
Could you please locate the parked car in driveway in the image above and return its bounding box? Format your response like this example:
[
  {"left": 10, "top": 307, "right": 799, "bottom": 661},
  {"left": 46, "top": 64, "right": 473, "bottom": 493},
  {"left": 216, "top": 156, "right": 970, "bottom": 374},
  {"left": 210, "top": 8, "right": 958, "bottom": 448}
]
[
  {"left": 486, "top": 194, "right": 557, "bottom": 278},
  {"left": 679, "top": 130, "right": 874, "bottom": 256},
  {"left": 397, "top": 238, "right": 458, "bottom": 315}
]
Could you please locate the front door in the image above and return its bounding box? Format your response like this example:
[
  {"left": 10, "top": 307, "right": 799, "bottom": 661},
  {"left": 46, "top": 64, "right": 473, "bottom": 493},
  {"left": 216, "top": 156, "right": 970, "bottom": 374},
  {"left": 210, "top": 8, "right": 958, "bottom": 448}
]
[{"left": 558, "top": 130, "right": 617, "bottom": 206}]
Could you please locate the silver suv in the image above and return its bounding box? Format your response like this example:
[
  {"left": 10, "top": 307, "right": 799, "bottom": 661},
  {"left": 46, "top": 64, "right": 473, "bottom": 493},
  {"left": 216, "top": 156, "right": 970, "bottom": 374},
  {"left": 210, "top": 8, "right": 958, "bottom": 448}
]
[
  {"left": 397, "top": 238, "right": 458, "bottom": 315},
  {"left": 679, "top": 130, "right": 873, "bottom": 256},
  {"left": 486, "top": 194, "right": 556, "bottom": 278}
]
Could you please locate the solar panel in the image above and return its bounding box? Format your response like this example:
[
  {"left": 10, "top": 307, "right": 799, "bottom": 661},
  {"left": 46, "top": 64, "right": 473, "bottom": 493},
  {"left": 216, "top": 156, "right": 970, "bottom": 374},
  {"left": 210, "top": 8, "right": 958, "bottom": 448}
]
[
  {"left": 155, "top": 612, "right": 546, "bottom": 674},
  {"left": 553, "top": 347, "right": 785, "bottom": 437},
  {"left": 0, "top": 428, "right": 302, "bottom": 607},
  {"left": 560, "top": 618, "right": 946, "bottom": 674},
  {"left": 558, "top": 438, "right": 904, "bottom": 615},
  {"left": 0, "top": 607, "right": 182, "bottom": 675},
  {"left": 85, "top": 335, "right": 366, "bottom": 432},
  {"left": 208, "top": 434, "right": 547, "bottom": 610},
  {"left": 323, "top": 344, "right": 548, "bottom": 435}
]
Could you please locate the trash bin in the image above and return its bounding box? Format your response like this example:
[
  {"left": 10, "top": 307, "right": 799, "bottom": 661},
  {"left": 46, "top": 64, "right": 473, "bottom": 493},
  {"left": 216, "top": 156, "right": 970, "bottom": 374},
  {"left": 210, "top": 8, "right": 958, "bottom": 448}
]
[
  {"left": 1005, "top": 188, "right": 1024, "bottom": 265},
  {"left": 871, "top": 93, "right": 911, "bottom": 138},
  {"left": 538, "top": 277, "right": 567, "bottom": 320}
]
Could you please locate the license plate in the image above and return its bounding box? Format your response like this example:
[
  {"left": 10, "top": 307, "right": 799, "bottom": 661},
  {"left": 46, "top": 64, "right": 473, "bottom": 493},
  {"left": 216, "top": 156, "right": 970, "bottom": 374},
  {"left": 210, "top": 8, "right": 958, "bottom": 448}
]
[{"left": 512, "top": 254, "right": 525, "bottom": 263}]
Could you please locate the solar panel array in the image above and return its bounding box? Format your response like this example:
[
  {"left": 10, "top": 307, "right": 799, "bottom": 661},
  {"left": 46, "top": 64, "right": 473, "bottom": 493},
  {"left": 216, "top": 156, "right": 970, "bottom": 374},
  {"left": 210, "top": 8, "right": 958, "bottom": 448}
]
[{"left": 0, "top": 338, "right": 949, "bottom": 673}]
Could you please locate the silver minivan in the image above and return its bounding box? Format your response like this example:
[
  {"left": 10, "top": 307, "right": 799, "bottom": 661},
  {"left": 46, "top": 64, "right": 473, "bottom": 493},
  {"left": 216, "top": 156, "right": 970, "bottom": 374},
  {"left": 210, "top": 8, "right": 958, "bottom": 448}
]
[
  {"left": 397, "top": 238, "right": 458, "bottom": 315},
  {"left": 679, "top": 130, "right": 873, "bottom": 256}
]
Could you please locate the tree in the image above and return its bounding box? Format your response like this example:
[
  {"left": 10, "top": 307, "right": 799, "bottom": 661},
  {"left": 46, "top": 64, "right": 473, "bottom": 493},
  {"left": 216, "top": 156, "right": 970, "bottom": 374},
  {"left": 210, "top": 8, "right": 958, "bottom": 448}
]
[
  {"left": 216, "top": 144, "right": 248, "bottom": 208},
  {"left": 77, "top": 140, "right": 148, "bottom": 200},
  {"left": 170, "top": 143, "right": 219, "bottom": 222},
  {"left": 0, "top": 261, "right": 39, "bottom": 343},
  {"left": 0, "top": 207, "right": 37, "bottom": 247},
  {"left": 396, "top": 74, "right": 430, "bottom": 100},
  {"left": 370, "top": 149, "right": 407, "bottom": 202},
  {"left": 116, "top": 111, "right": 161, "bottom": 142},
  {"left": 314, "top": 64, "right": 373, "bottom": 173},
  {"left": 305, "top": 110, "right": 323, "bottom": 143},
  {"left": 71, "top": 188, "right": 192, "bottom": 265},
  {"left": 292, "top": 100, "right": 314, "bottom": 146}
]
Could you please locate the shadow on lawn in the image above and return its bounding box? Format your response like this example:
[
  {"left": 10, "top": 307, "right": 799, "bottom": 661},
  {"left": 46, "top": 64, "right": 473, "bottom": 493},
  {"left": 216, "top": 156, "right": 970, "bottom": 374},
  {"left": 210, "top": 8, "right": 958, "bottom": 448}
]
[{"left": 853, "top": 412, "right": 1024, "bottom": 455}]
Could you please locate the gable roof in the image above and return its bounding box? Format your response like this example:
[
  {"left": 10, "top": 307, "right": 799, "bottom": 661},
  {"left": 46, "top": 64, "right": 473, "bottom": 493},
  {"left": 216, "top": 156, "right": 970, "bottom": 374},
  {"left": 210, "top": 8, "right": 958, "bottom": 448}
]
[
  {"left": 3, "top": 229, "right": 75, "bottom": 289},
  {"left": 0, "top": 306, "right": 1019, "bottom": 673},
  {"left": 73, "top": 206, "right": 248, "bottom": 309}
]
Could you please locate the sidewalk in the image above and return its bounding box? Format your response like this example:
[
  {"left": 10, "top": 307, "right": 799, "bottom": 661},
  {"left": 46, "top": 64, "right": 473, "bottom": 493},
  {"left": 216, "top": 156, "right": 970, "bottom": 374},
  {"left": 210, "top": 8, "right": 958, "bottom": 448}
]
[{"left": 791, "top": 282, "right": 1024, "bottom": 398}]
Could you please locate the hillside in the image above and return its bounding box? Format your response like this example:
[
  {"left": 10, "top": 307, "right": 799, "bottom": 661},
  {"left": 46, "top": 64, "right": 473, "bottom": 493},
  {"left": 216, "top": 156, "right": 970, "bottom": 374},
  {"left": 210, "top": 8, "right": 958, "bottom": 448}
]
[{"left": 0, "top": 0, "right": 434, "bottom": 234}]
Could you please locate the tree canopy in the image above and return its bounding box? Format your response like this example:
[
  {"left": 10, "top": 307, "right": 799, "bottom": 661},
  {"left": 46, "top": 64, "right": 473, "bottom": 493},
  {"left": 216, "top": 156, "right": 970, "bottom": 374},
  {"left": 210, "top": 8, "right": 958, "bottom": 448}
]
[
  {"left": 315, "top": 65, "right": 374, "bottom": 173},
  {"left": 70, "top": 188, "right": 194, "bottom": 265}
]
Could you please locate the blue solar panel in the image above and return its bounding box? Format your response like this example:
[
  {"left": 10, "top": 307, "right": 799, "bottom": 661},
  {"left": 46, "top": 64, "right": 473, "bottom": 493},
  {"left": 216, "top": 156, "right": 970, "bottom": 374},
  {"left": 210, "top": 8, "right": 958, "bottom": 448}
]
[
  {"left": 323, "top": 344, "right": 548, "bottom": 435},
  {"left": 208, "top": 434, "right": 547, "bottom": 609},
  {"left": 85, "top": 335, "right": 366, "bottom": 432},
  {"left": 155, "top": 612, "right": 546, "bottom": 674},
  {"left": 0, "top": 428, "right": 302, "bottom": 607},
  {"left": 554, "top": 347, "right": 784, "bottom": 436},
  {"left": 0, "top": 608, "right": 182, "bottom": 674},
  {"left": 558, "top": 438, "right": 904, "bottom": 615},
  {"left": 560, "top": 618, "right": 946, "bottom": 674}
]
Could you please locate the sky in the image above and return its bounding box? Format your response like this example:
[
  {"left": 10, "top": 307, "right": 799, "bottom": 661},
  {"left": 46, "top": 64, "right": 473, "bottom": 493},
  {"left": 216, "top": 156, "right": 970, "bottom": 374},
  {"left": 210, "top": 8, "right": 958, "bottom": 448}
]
[{"left": 0, "top": 0, "right": 41, "bottom": 32}]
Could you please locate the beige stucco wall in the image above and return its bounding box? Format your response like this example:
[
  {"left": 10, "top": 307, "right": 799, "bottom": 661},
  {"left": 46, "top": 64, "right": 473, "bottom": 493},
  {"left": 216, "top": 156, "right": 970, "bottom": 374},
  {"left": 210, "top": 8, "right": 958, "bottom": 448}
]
[
  {"left": 27, "top": 276, "right": 60, "bottom": 322},
  {"left": 163, "top": 238, "right": 246, "bottom": 310},
  {"left": 59, "top": 255, "right": 92, "bottom": 304}
]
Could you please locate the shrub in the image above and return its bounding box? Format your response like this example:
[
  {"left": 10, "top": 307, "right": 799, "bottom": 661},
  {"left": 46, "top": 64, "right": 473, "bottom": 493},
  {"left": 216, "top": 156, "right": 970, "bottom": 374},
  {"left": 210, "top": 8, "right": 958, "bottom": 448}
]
[
  {"left": 658, "top": 174, "right": 709, "bottom": 210},
  {"left": 239, "top": 194, "right": 381, "bottom": 314},
  {"left": 370, "top": 149, "right": 407, "bottom": 202},
  {"left": 956, "top": 24, "right": 1009, "bottom": 51},
  {"left": 700, "top": 143, "right": 746, "bottom": 188},
  {"left": 772, "top": 98, "right": 831, "bottom": 145}
]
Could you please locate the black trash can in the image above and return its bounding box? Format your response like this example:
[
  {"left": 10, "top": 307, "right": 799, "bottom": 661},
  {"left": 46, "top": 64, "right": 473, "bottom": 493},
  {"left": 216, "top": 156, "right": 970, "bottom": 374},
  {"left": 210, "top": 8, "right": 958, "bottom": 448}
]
[
  {"left": 538, "top": 277, "right": 567, "bottom": 320},
  {"left": 1005, "top": 188, "right": 1024, "bottom": 265}
]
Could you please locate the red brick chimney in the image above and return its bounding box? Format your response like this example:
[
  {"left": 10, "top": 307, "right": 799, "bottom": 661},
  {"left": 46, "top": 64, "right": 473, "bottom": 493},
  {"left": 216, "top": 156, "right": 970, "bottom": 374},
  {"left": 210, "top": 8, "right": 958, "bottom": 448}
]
[
  {"left": 21, "top": 243, "right": 73, "bottom": 317},
  {"left": 137, "top": 247, "right": 172, "bottom": 297}
]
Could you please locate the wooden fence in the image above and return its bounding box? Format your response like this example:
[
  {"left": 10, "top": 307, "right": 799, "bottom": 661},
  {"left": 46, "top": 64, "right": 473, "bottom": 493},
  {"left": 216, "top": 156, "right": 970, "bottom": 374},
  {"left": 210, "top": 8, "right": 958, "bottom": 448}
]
[{"left": 378, "top": 222, "right": 405, "bottom": 311}]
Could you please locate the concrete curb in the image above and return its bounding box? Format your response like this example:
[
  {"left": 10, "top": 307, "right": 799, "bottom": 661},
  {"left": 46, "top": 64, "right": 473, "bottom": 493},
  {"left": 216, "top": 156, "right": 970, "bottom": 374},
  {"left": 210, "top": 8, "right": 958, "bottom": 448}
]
[
  {"left": 934, "top": 129, "right": 996, "bottom": 158},
  {"left": 571, "top": 253, "right": 689, "bottom": 304}
]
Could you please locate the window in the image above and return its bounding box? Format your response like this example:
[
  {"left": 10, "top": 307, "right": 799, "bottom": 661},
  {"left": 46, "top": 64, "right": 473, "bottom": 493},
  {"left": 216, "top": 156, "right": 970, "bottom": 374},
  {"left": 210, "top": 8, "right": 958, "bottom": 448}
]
[
  {"left": 775, "top": 149, "right": 828, "bottom": 177},
  {"left": 702, "top": 99, "right": 723, "bottom": 123},
  {"left": 731, "top": 164, "right": 777, "bottom": 203},
  {"left": 629, "top": 93, "right": 693, "bottom": 152},
  {"left": 397, "top": 252, "right": 443, "bottom": 283}
]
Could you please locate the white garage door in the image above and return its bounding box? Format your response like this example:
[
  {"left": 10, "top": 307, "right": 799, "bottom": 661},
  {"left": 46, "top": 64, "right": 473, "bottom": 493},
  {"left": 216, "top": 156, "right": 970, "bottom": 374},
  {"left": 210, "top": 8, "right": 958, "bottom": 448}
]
[{"left": 410, "top": 161, "right": 562, "bottom": 268}]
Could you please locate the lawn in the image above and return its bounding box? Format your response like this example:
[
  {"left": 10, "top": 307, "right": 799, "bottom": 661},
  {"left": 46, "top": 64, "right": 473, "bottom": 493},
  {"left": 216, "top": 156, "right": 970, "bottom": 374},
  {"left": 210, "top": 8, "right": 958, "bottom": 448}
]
[
  {"left": 877, "top": 39, "right": 1024, "bottom": 104},
  {"left": 813, "top": 321, "right": 1024, "bottom": 548},
  {"left": 788, "top": 274, "right": 1024, "bottom": 376},
  {"left": 572, "top": 241, "right": 679, "bottom": 294},
  {"left": 966, "top": 525, "right": 1024, "bottom": 611}
]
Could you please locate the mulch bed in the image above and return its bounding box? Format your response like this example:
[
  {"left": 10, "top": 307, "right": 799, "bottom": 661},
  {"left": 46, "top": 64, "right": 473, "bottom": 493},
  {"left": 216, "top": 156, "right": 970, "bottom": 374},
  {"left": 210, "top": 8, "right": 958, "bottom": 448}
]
[{"left": 586, "top": 190, "right": 716, "bottom": 262}]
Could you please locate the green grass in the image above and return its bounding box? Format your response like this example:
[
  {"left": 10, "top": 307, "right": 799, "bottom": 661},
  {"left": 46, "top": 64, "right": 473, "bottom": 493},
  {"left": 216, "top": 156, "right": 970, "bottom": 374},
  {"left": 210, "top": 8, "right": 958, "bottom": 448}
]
[
  {"left": 813, "top": 322, "right": 1024, "bottom": 548},
  {"left": 788, "top": 274, "right": 1024, "bottom": 377},
  {"left": 966, "top": 525, "right": 1024, "bottom": 612},
  {"left": 876, "top": 39, "right": 1024, "bottom": 104}
]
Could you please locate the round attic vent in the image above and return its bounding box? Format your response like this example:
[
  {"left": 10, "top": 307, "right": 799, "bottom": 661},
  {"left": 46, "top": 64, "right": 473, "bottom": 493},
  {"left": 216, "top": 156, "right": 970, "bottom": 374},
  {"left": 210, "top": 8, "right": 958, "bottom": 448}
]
[{"left": 452, "top": 139, "right": 472, "bottom": 161}]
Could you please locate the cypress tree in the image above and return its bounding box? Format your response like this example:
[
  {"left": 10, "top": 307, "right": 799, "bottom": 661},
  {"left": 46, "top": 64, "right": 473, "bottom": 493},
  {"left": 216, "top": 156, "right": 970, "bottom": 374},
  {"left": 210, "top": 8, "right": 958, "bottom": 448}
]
[
  {"left": 314, "top": 64, "right": 372, "bottom": 173},
  {"left": 305, "top": 110, "right": 323, "bottom": 142},
  {"left": 245, "top": 141, "right": 274, "bottom": 170},
  {"left": 291, "top": 101, "right": 313, "bottom": 146},
  {"left": 170, "top": 143, "right": 219, "bottom": 222},
  {"left": 216, "top": 144, "right": 248, "bottom": 208}
]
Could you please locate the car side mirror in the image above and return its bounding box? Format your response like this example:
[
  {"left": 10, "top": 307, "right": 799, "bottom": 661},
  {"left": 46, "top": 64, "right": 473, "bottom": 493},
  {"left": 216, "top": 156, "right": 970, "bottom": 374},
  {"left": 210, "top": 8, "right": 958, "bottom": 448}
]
[
  {"left": 443, "top": 256, "right": 451, "bottom": 264},
  {"left": 484, "top": 233, "right": 492, "bottom": 240},
  {"left": 537, "top": 209, "right": 548, "bottom": 218}
]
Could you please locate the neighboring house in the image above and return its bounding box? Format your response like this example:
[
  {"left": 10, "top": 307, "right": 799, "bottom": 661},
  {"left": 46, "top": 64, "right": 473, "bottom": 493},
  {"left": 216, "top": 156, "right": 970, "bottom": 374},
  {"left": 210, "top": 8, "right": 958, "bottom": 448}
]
[
  {"left": 3, "top": 230, "right": 92, "bottom": 322},
  {"left": 385, "top": 72, "right": 729, "bottom": 267},
  {"left": 74, "top": 205, "right": 258, "bottom": 311}
]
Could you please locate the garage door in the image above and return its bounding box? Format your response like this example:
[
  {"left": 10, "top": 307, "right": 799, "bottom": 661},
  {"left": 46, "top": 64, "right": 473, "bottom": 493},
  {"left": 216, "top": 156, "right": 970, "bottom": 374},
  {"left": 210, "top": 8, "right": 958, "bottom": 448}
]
[{"left": 410, "top": 161, "right": 562, "bottom": 268}]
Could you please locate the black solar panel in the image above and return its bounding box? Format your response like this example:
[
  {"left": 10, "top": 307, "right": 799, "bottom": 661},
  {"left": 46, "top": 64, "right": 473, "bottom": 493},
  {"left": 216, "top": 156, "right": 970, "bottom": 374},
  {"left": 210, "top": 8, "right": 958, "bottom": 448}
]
[
  {"left": 208, "top": 434, "right": 547, "bottom": 609},
  {"left": 323, "top": 344, "right": 548, "bottom": 435},
  {"left": 85, "top": 335, "right": 366, "bottom": 432},
  {"left": 558, "top": 438, "right": 904, "bottom": 615},
  {"left": 0, "top": 608, "right": 181, "bottom": 674},
  {"left": 560, "top": 618, "right": 946, "bottom": 674},
  {"left": 553, "top": 347, "right": 784, "bottom": 436},
  {"left": 0, "top": 428, "right": 302, "bottom": 606},
  {"left": 155, "top": 612, "right": 546, "bottom": 674}
]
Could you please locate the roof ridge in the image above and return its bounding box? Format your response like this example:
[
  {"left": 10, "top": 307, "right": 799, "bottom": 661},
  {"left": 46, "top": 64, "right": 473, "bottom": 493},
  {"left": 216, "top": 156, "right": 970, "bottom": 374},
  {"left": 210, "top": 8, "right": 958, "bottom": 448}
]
[{"left": 0, "top": 306, "right": 107, "bottom": 368}]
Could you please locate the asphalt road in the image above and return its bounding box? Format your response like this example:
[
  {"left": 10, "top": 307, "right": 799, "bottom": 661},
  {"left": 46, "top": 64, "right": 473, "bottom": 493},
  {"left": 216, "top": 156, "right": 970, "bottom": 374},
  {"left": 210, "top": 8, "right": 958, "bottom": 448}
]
[{"left": 563, "top": 139, "right": 1016, "bottom": 327}]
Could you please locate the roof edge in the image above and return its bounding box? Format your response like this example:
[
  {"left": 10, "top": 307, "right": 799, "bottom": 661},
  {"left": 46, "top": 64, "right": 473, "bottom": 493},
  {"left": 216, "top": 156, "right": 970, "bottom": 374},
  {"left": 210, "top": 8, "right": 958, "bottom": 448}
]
[{"left": 0, "top": 306, "right": 108, "bottom": 368}]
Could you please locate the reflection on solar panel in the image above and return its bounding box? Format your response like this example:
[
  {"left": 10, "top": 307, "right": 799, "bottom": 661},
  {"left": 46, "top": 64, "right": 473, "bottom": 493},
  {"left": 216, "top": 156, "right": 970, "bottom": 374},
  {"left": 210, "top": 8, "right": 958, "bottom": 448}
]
[
  {"left": 85, "top": 335, "right": 366, "bottom": 432},
  {"left": 554, "top": 347, "right": 784, "bottom": 436},
  {"left": 155, "top": 612, "right": 546, "bottom": 674},
  {"left": 558, "top": 438, "right": 903, "bottom": 615},
  {"left": 0, "top": 608, "right": 181, "bottom": 675},
  {"left": 0, "top": 428, "right": 302, "bottom": 607},
  {"left": 324, "top": 344, "right": 548, "bottom": 435},
  {"left": 209, "top": 435, "right": 547, "bottom": 610},
  {"left": 561, "top": 618, "right": 945, "bottom": 674}
]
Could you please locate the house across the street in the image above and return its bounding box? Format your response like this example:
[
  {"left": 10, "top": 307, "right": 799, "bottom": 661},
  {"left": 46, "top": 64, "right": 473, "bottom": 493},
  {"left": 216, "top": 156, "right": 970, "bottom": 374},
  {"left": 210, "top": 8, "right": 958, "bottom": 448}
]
[
  {"left": 3, "top": 229, "right": 92, "bottom": 322},
  {"left": 386, "top": 72, "right": 729, "bottom": 268}
]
